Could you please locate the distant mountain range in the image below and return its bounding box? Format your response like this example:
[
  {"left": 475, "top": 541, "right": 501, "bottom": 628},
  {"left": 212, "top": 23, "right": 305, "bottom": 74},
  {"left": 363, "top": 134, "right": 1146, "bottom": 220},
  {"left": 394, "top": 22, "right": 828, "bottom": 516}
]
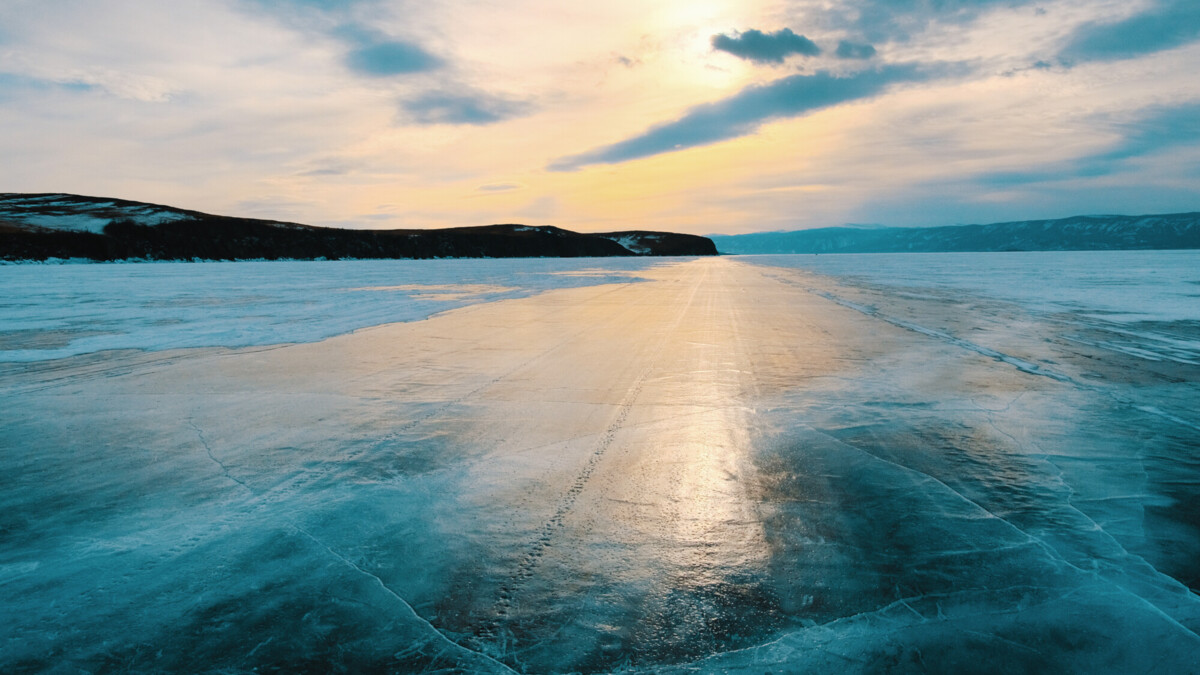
[
  {"left": 0, "top": 193, "right": 717, "bottom": 261},
  {"left": 711, "top": 213, "right": 1200, "bottom": 254}
]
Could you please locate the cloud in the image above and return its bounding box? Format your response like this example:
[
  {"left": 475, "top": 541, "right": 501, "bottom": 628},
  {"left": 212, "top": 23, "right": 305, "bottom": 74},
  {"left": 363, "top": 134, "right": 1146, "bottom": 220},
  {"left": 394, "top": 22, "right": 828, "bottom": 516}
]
[
  {"left": 400, "top": 90, "right": 532, "bottom": 125},
  {"left": 328, "top": 22, "right": 444, "bottom": 76},
  {"left": 711, "top": 28, "right": 820, "bottom": 64},
  {"left": 825, "top": 0, "right": 1034, "bottom": 43},
  {"left": 295, "top": 159, "right": 358, "bottom": 177},
  {"left": 549, "top": 64, "right": 928, "bottom": 171},
  {"left": 327, "top": 24, "right": 527, "bottom": 123},
  {"left": 241, "top": 8, "right": 443, "bottom": 77},
  {"left": 1059, "top": 0, "right": 1200, "bottom": 63},
  {"left": 478, "top": 183, "right": 522, "bottom": 192},
  {"left": 346, "top": 40, "right": 442, "bottom": 76},
  {"left": 1092, "top": 102, "right": 1200, "bottom": 163},
  {"left": 0, "top": 72, "right": 86, "bottom": 95},
  {"left": 978, "top": 102, "right": 1200, "bottom": 186},
  {"left": 835, "top": 40, "right": 876, "bottom": 60},
  {"left": 244, "top": 0, "right": 380, "bottom": 16},
  {"left": 0, "top": 68, "right": 172, "bottom": 102},
  {"left": 297, "top": 168, "right": 346, "bottom": 176},
  {"left": 1002, "top": 60, "right": 1054, "bottom": 77}
]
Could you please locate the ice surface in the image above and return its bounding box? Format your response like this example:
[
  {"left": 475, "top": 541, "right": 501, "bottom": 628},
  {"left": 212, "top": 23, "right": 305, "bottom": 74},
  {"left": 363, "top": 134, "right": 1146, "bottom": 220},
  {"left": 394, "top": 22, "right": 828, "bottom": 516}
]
[
  {"left": 0, "top": 257, "right": 669, "bottom": 362},
  {"left": 1, "top": 254, "right": 1198, "bottom": 673},
  {"left": 744, "top": 250, "right": 1200, "bottom": 323},
  {"left": 746, "top": 250, "right": 1200, "bottom": 368}
]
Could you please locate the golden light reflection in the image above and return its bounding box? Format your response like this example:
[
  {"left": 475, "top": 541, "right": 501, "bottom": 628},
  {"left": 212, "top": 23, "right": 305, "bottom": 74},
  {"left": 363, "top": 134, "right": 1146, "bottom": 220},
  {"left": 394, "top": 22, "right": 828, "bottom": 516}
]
[{"left": 607, "top": 265, "right": 772, "bottom": 590}]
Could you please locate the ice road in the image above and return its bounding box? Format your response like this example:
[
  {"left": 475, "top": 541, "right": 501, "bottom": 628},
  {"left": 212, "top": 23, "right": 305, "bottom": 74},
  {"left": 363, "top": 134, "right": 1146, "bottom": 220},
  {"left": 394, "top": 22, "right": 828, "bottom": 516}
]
[{"left": 1, "top": 254, "right": 1198, "bottom": 673}]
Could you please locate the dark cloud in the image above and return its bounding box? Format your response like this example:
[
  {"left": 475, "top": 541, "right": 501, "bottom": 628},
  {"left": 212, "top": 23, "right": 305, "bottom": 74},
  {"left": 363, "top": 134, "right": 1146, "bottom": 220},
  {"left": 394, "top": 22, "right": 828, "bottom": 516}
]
[
  {"left": 241, "top": 6, "right": 442, "bottom": 77},
  {"left": 549, "top": 65, "right": 928, "bottom": 171},
  {"left": 824, "top": 0, "right": 1033, "bottom": 43},
  {"left": 1092, "top": 102, "right": 1200, "bottom": 162},
  {"left": 1060, "top": 0, "right": 1200, "bottom": 63},
  {"left": 346, "top": 40, "right": 442, "bottom": 76},
  {"left": 978, "top": 102, "right": 1200, "bottom": 186},
  {"left": 330, "top": 23, "right": 444, "bottom": 76},
  {"left": 711, "top": 28, "right": 820, "bottom": 63},
  {"left": 400, "top": 91, "right": 531, "bottom": 125},
  {"left": 835, "top": 40, "right": 877, "bottom": 59},
  {"left": 324, "top": 24, "right": 526, "bottom": 122}
]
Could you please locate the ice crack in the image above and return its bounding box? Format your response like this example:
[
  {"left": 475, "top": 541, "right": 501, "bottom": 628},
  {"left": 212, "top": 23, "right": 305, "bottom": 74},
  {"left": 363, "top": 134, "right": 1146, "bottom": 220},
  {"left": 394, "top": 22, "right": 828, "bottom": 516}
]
[
  {"left": 802, "top": 422, "right": 1200, "bottom": 642},
  {"left": 293, "top": 525, "right": 518, "bottom": 674},
  {"left": 810, "top": 289, "right": 1075, "bottom": 384},
  {"left": 188, "top": 419, "right": 252, "bottom": 493},
  {"left": 804, "top": 285, "right": 1200, "bottom": 433}
]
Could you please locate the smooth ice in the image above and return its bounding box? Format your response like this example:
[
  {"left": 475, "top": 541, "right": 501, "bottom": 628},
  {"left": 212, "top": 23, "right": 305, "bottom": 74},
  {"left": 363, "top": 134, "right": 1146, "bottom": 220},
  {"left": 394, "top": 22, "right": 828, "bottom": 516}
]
[{"left": 1, "top": 254, "right": 1198, "bottom": 673}]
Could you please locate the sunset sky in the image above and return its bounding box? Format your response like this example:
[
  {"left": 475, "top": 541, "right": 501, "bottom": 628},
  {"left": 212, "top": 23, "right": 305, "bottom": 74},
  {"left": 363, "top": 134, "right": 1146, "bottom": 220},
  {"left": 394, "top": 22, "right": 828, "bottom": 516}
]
[{"left": 2, "top": 0, "right": 1199, "bottom": 234}]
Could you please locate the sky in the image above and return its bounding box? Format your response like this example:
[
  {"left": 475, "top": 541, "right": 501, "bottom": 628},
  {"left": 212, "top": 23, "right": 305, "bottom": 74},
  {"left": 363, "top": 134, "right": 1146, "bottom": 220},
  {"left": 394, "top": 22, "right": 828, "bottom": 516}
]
[{"left": 1, "top": 0, "right": 1199, "bottom": 235}]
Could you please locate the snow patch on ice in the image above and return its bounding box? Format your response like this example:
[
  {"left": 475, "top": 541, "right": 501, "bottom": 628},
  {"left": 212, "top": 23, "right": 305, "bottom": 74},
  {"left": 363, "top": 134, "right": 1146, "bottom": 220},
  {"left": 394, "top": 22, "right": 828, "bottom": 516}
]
[{"left": 0, "top": 258, "right": 669, "bottom": 362}]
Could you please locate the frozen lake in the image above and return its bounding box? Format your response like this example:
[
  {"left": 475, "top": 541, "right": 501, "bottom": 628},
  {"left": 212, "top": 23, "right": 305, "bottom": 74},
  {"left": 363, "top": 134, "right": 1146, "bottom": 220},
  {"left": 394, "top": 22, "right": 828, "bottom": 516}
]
[
  {"left": 0, "top": 258, "right": 671, "bottom": 362},
  {"left": 744, "top": 250, "right": 1200, "bottom": 323},
  {"left": 1, "top": 253, "right": 1198, "bottom": 673}
]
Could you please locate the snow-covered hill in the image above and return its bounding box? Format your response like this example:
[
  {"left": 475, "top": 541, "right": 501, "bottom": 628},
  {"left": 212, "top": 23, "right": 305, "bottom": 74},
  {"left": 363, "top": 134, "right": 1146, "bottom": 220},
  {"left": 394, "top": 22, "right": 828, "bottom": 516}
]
[
  {"left": 0, "top": 193, "right": 717, "bottom": 261},
  {"left": 0, "top": 193, "right": 218, "bottom": 233}
]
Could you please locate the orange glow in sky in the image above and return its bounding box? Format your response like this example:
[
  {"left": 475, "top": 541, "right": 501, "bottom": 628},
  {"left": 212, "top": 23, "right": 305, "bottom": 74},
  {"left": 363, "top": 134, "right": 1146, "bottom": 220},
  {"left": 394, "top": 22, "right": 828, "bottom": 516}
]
[{"left": 1, "top": 0, "right": 1198, "bottom": 234}]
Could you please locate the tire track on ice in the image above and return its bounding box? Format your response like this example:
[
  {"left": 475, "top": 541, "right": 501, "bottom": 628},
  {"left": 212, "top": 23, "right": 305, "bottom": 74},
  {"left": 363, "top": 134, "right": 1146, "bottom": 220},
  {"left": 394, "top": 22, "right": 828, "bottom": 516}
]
[{"left": 475, "top": 264, "right": 708, "bottom": 658}]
